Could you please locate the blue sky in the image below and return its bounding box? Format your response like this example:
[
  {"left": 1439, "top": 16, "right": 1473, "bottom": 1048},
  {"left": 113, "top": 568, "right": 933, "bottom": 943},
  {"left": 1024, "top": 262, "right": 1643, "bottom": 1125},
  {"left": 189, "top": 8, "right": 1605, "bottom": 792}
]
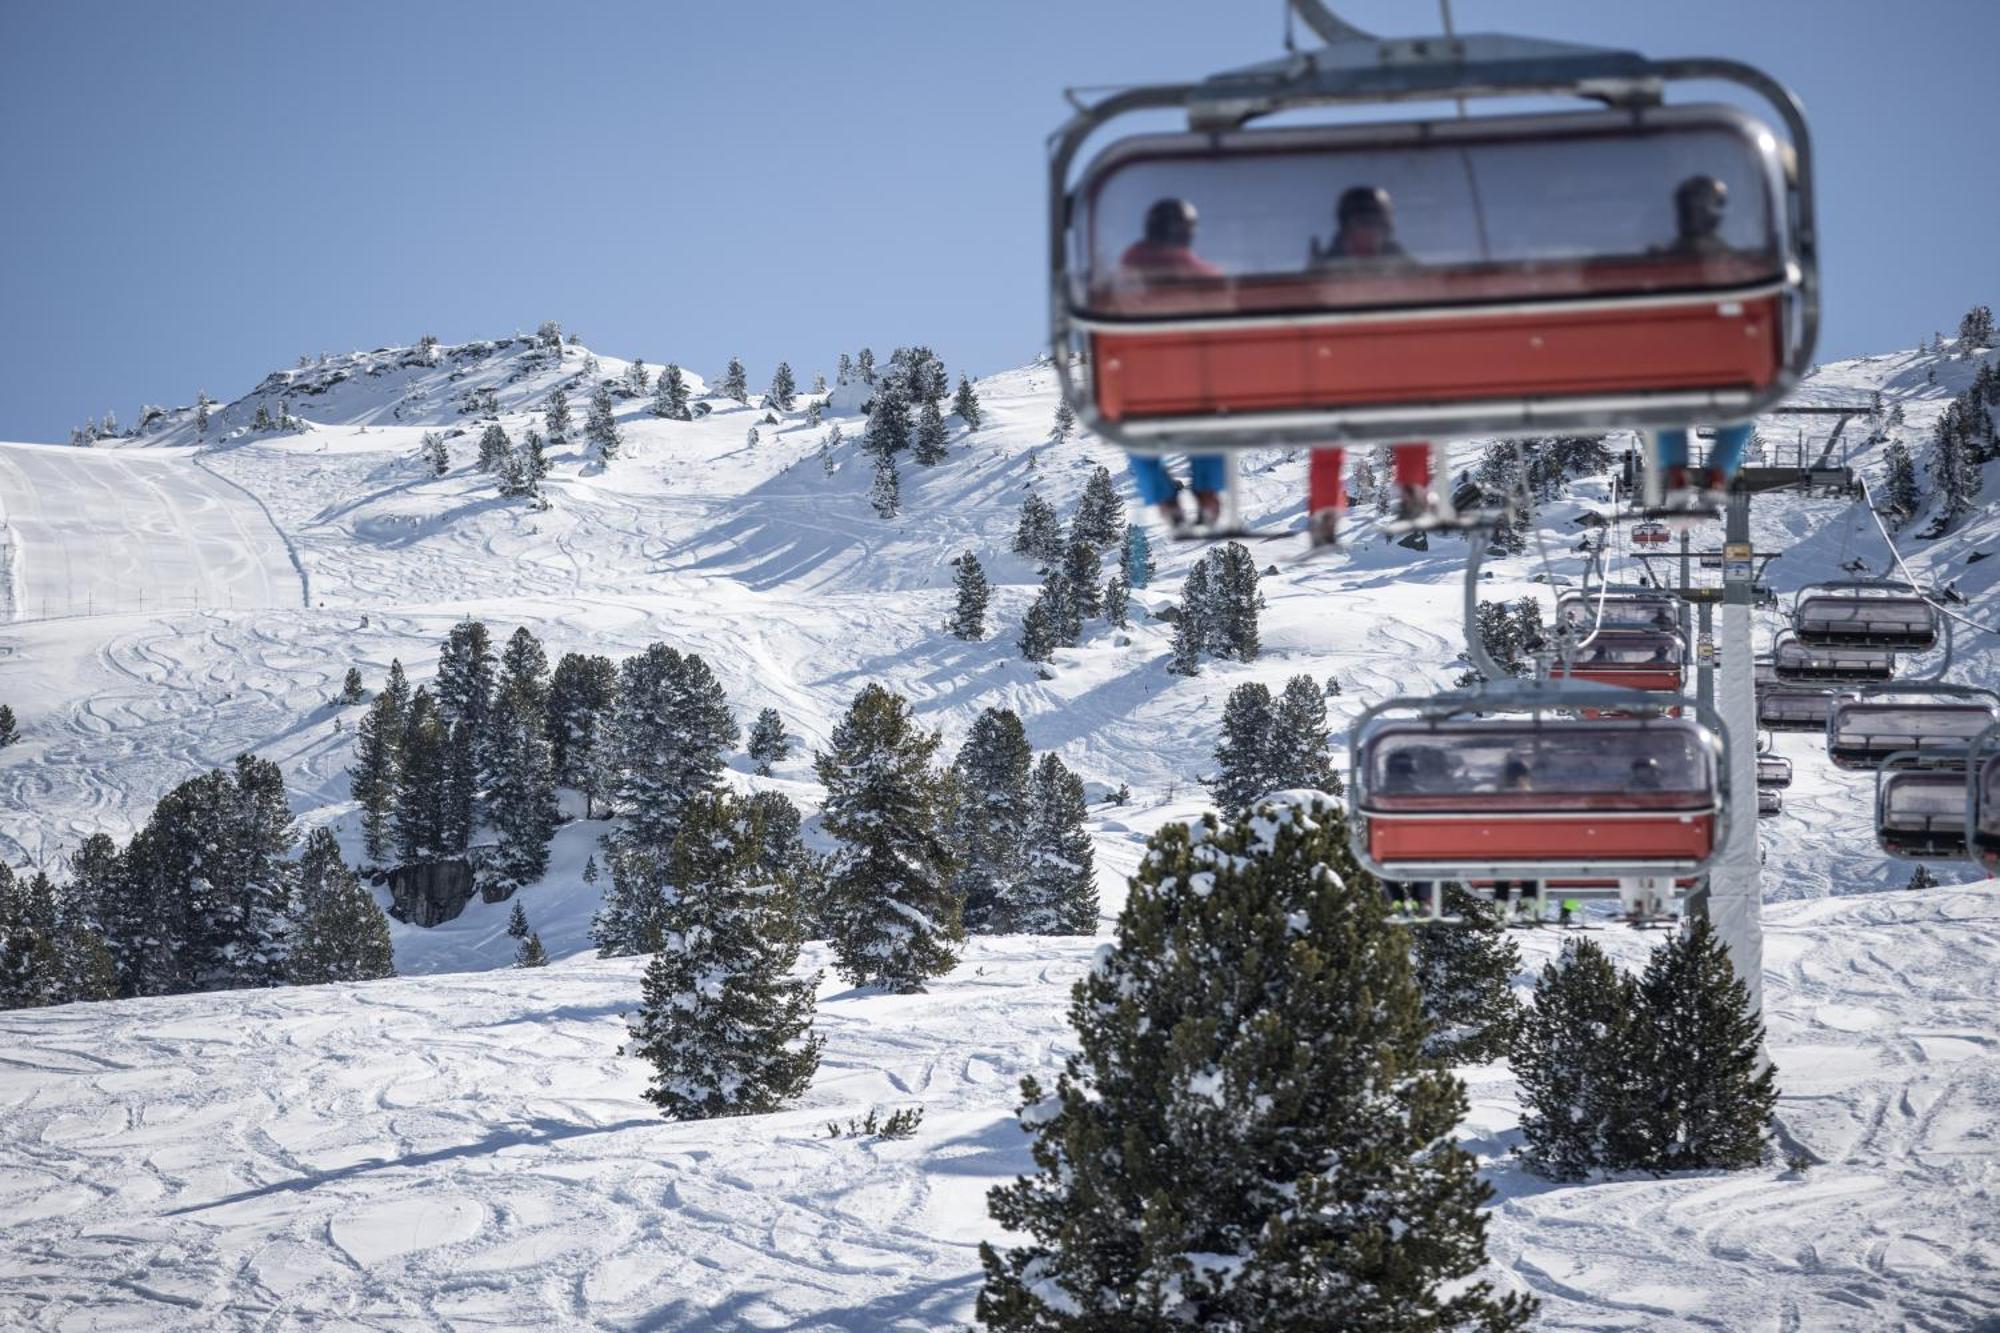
[{"left": 2, "top": 1, "right": 1995, "bottom": 442}]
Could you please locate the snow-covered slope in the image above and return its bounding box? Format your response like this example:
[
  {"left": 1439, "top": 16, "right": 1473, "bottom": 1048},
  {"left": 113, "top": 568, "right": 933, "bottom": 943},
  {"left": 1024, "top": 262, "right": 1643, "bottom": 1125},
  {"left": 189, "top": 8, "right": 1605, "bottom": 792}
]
[{"left": 2, "top": 332, "right": 1997, "bottom": 1328}]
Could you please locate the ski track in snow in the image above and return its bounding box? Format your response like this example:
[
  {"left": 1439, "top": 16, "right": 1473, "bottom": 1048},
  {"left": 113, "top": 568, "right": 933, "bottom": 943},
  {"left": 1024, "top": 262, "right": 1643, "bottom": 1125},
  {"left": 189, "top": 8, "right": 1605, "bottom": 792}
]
[{"left": 0, "top": 342, "right": 1997, "bottom": 1327}]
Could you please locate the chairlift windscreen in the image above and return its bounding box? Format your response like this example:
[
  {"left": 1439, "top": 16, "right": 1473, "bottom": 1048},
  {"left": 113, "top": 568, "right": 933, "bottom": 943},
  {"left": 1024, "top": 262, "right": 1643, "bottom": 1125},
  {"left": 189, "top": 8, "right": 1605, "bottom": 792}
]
[
  {"left": 1572, "top": 633, "right": 1684, "bottom": 667},
  {"left": 1760, "top": 691, "right": 1830, "bottom": 721},
  {"left": 1979, "top": 759, "right": 2000, "bottom": 837},
  {"left": 1830, "top": 703, "right": 1995, "bottom": 745},
  {"left": 1881, "top": 772, "right": 1968, "bottom": 827},
  {"left": 1365, "top": 721, "right": 1712, "bottom": 805},
  {"left": 1074, "top": 111, "right": 1784, "bottom": 320},
  {"left": 1559, "top": 594, "right": 1677, "bottom": 630},
  {"left": 1796, "top": 596, "right": 1934, "bottom": 634},
  {"left": 1775, "top": 639, "right": 1893, "bottom": 671}
]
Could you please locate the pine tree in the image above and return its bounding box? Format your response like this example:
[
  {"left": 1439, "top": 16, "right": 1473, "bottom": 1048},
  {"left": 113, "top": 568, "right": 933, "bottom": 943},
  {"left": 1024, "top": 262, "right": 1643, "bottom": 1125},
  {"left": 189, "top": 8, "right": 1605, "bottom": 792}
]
[
  {"left": 805, "top": 400, "right": 823, "bottom": 427},
  {"left": 1167, "top": 561, "right": 1209, "bottom": 676},
  {"left": 1060, "top": 536, "right": 1102, "bottom": 622},
  {"left": 487, "top": 629, "right": 560, "bottom": 888},
  {"left": 856, "top": 347, "right": 876, "bottom": 385},
  {"left": 815, "top": 684, "right": 960, "bottom": 991},
  {"left": 352, "top": 691, "right": 403, "bottom": 863},
  {"left": 837, "top": 352, "right": 854, "bottom": 385},
  {"left": 523, "top": 429, "right": 550, "bottom": 483},
  {"left": 721, "top": 356, "right": 750, "bottom": 404},
  {"left": 1049, "top": 396, "right": 1076, "bottom": 444},
  {"left": 948, "top": 552, "right": 989, "bottom": 640},
  {"left": 477, "top": 422, "right": 512, "bottom": 472},
  {"left": 1615, "top": 918, "right": 1778, "bottom": 1173},
  {"left": 912, "top": 397, "right": 949, "bottom": 465},
  {"left": 0, "top": 706, "right": 20, "bottom": 747},
  {"left": 507, "top": 899, "right": 530, "bottom": 939},
  {"left": 339, "top": 667, "right": 366, "bottom": 706},
  {"left": 747, "top": 707, "right": 789, "bottom": 775},
  {"left": 621, "top": 792, "right": 823, "bottom": 1118},
  {"left": 1071, "top": 465, "right": 1125, "bottom": 548},
  {"left": 1958, "top": 304, "right": 1995, "bottom": 349},
  {"left": 544, "top": 386, "right": 573, "bottom": 443},
  {"left": 766, "top": 361, "right": 797, "bottom": 412},
  {"left": 382, "top": 658, "right": 411, "bottom": 719},
  {"left": 653, "top": 363, "right": 692, "bottom": 420},
  {"left": 592, "top": 846, "right": 672, "bottom": 956},
  {"left": 1102, "top": 571, "right": 1129, "bottom": 629},
  {"left": 586, "top": 383, "right": 622, "bottom": 460},
  {"left": 1123, "top": 522, "right": 1155, "bottom": 590},
  {"left": 1266, "top": 674, "right": 1339, "bottom": 794},
  {"left": 811, "top": 370, "right": 827, "bottom": 394},
  {"left": 605, "top": 644, "right": 738, "bottom": 852},
  {"left": 1211, "top": 682, "right": 1275, "bottom": 812},
  {"left": 1202, "top": 542, "right": 1263, "bottom": 662},
  {"left": 496, "top": 445, "right": 534, "bottom": 500},
  {"left": 1040, "top": 566, "right": 1080, "bottom": 647},
  {"left": 422, "top": 431, "right": 450, "bottom": 476},
  {"left": 866, "top": 373, "right": 911, "bottom": 458},
  {"left": 1018, "top": 590, "right": 1059, "bottom": 665},
  {"left": 285, "top": 828, "right": 395, "bottom": 985},
  {"left": 1412, "top": 887, "right": 1522, "bottom": 1063},
  {"left": 1513, "top": 937, "right": 1637, "bottom": 1180},
  {"left": 1883, "top": 438, "right": 1922, "bottom": 527},
  {"left": 951, "top": 708, "right": 1033, "bottom": 932},
  {"left": 1929, "top": 408, "right": 1982, "bottom": 526},
  {"left": 516, "top": 932, "right": 549, "bottom": 967},
  {"left": 547, "top": 652, "right": 618, "bottom": 819},
  {"left": 1906, "top": 863, "right": 1938, "bottom": 890},
  {"left": 626, "top": 357, "right": 651, "bottom": 394},
  {"left": 980, "top": 796, "right": 1533, "bottom": 1331},
  {"left": 1011, "top": 492, "right": 1064, "bottom": 565},
  {"left": 1015, "top": 753, "right": 1097, "bottom": 934},
  {"left": 394, "top": 689, "right": 455, "bottom": 864},
  {"left": 952, "top": 374, "right": 983, "bottom": 428},
  {"left": 869, "top": 451, "right": 900, "bottom": 518}
]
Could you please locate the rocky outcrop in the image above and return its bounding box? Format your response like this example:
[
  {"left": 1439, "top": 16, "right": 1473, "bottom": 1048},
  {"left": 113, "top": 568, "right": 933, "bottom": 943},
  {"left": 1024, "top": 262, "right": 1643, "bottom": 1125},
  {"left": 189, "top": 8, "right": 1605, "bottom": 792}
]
[{"left": 386, "top": 860, "right": 476, "bottom": 927}]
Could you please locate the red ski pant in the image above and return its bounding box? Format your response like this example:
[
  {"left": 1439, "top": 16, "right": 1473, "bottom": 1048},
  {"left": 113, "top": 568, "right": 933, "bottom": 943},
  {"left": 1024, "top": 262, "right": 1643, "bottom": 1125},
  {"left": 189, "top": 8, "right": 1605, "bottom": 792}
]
[{"left": 1308, "top": 443, "right": 1432, "bottom": 513}]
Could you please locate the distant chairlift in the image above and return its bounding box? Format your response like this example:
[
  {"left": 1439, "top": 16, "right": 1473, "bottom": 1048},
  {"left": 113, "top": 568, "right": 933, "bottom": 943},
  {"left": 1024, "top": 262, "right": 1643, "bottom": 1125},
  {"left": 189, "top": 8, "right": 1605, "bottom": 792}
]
[
  {"left": 1824, "top": 687, "right": 1999, "bottom": 771},
  {"left": 1757, "top": 753, "right": 1793, "bottom": 789},
  {"left": 1874, "top": 752, "right": 1971, "bottom": 861},
  {"left": 1557, "top": 589, "right": 1680, "bottom": 634},
  {"left": 1758, "top": 684, "right": 1833, "bottom": 733},
  {"left": 1549, "top": 627, "right": 1686, "bottom": 693},
  {"left": 1770, "top": 629, "right": 1896, "bottom": 684},
  {"left": 1632, "top": 520, "right": 1672, "bottom": 547},
  {"left": 1791, "top": 581, "right": 1938, "bottom": 652},
  {"left": 1758, "top": 786, "right": 1784, "bottom": 817},
  {"left": 1967, "top": 725, "right": 2000, "bottom": 872}
]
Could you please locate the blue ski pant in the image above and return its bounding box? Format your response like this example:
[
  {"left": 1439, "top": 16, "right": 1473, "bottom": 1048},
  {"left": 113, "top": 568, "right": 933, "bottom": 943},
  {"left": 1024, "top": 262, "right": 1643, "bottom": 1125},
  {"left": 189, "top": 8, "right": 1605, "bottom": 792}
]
[{"left": 1129, "top": 454, "right": 1226, "bottom": 505}]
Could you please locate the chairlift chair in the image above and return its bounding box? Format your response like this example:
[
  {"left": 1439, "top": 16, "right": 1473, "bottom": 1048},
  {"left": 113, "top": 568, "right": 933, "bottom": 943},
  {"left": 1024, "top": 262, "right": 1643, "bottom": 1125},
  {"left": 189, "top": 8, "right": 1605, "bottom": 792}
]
[
  {"left": 1965, "top": 724, "right": 2000, "bottom": 871},
  {"left": 1632, "top": 521, "right": 1673, "bottom": 547},
  {"left": 1824, "top": 686, "right": 1999, "bottom": 771},
  {"left": 1757, "top": 684, "right": 1832, "bottom": 732},
  {"left": 1757, "top": 786, "right": 1783, "bottom": 817},
  {"left": 1048, "top": 20, "right": 1818, "bottom": 453},
  {"left": 1557, "top": 588, "right": 1680, "bottom": 633},
  {"left": 1756, "top": 753, "right": 1792, "bottom": 789},
  {"left": 1770, "top": 629, "right": 1896, "bottom": 684},
  {"left": 1791, "top": 581, "right": 1938, "bottom": 652},
  {"left": 1548, "top": 626, "right": 1686, "bottom": 693},
  {"left": 1348, "top": 679, "right": 1727, "bottom": 883},
  {"left": 1873, "top": 750, "right": 1972, "bottom": 861}
]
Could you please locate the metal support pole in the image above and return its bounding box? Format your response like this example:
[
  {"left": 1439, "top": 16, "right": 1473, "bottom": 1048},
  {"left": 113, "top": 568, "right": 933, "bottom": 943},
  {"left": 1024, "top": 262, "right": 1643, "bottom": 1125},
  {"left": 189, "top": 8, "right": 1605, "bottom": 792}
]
[
  {"left": 1696, "top": 600, "right": 1715, "bottom": 711},
  {"left": 1702, "top": 483, "right": 1764, "bottom": 1023}
]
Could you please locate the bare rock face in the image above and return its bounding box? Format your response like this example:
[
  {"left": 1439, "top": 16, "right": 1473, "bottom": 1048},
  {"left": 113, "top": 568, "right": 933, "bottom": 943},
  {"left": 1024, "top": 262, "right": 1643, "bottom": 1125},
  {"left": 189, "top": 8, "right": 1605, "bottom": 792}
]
[{"left": 386, "top": 860, "right": 476, "bottom": 927}]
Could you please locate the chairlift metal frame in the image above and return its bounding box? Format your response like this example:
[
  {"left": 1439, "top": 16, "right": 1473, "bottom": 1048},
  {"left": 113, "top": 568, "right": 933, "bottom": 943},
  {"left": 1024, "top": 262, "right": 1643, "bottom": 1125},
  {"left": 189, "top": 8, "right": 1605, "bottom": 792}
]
[
  {"left": 1047, "top": 7, "right": 1819, "bottom": 453},
  {"left": 1872, "top": 747, "right": 1974, "bottom": 862},
  {"left": 1769, "top": 628, "right": 1897, "bottom": 684},
  {"left": 1790, "top": 579, "right": 1939, "bottom": 652},
  {"left": 1823, "top": 662, "right": 1999, "bottom": 770}
]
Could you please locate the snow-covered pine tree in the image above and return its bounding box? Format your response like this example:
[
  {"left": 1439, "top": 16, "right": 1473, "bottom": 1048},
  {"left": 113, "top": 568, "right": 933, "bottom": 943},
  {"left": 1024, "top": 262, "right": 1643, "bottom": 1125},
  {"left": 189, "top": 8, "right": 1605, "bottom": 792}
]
[
  {"left": 506, "top": 899, "right": 529, "bottom": 939},
  {"left": 856, "top": 347, "right": 876, "bottom": 385},
  {"left": 1349, "top": 447, "right": 1380, "bottom": 507},
  {"left": 952, "top": 374, "right": 983, "bottom": 428},
  {"left": 721, "top": 356, "right": 750, "bottom": 403},
  {"left": 869, "top": 451, "right": 900, "bottom": 518},
  {"left": 547, "top": 652, "right": 618, "bottom": 819},
  {"left": 1060, "top": 536, "right": 1102, "bottom": 621},
  {"left": 865, "top": 372, "right": 912, "bottom": 459},
  {"left": 592, "top": 845, "right": 672, "bottom": 956},
  {"left": 747, "top": 707, "right": 789, "bottom": 775},
  {"left": 1102, "top": 570, "right": 1129, "bottom": 629},
  {"left": 805, "top": 400, "right": 823, "bottom": 427},
  {"left": 477, "top": 423, "right": 512, "bottom": 472},
  {"left": 948, "top": 552, "right": 989, "bottom": 640},
  {"left": 624, "top": 792, "right": 823, "bottom": 1118},
  {"left": 422, "top": 431, "right": 450, "bottom": 476},
  {"left": 1513, "top": 936, "right": 1636, "bottom": 1180},
  {"left": 0, "top": 705, "right": 18, "bottom": 748},
  {"left": 1201, "top": 542, "right": 1263, "bottom": 662},
  {"left": 1906, "top": 863, "right": 1938, "bottom": 890},
  {"left": 1070, "top": 465, "right": 1125, "bottom": 548},
  {"left": 393, "top": 689, "right": 455, "bottom": 865},
  {"left": 1166, "top": 560, "right": 1209, "bottom": 676},
  {"left": 1266, "top": 673, "right": 1340, "bottom": 794},
  {"left": 544, "top": 385, "right": 573, "bottom": 443},
  {"left": 626, "top": 357, "right": 651, "bottom": 394},
  {"left": 979, "top": 796, "right": 1533, "bottom": 1331},
  {"left": 1014, "top": 753, "right": 1097, "bottom": 934},
  {"left": 583, "top": 855, "right": 599, "bottom": 885},
  {"left": 912, "top": 397, "right": 949, "bottom": 465},
  {"left": 1958, "top": 303, "right": 1995, "bottom": 349},
  {"left": 351, "top": 691, "right": 403, "bottom": 863},
  {"left": 0, "top": 866, "right": 57, "bottom": 1009},
  {"left": 523, "top": 429, "right": 550, "bottom": 483},
  {"left": 1018, "top": 590, "right": 1059, "bottom": 665},
  {"left": 487, "top": 630, "right": 560, "bottom": 888},
  {"left": 1928, "top": 405, "right": 1982, "bottom": 526},
  {"left": 1883, "top": 438, "right": 1922, "bottom": 527},
  {"left": 340, "top": 668, "right": 366, "bottom": 706},
  {"left": 811, "top": 370, "right": 827, "bottom": 394},
  {"left": 950, "top": 707, "right": 1033, "bottom": 932},
  {"left": 496, "top": 443, "right": 533, "bottom": 499},
  {"left": 653, "top": 363, "right": 692, "bottom": 420},
  {"left": 836, "top": 352, "right": 854, "bottom": 385},
  {"left": 436, "top": 620, "right": 497, "bottom": 754},
  {"left": 1041, "top": 566, "right": 1081, "bottom": 647},
  {"left": 1211, "top": 682, "right": 1275, "bottom": 811},
  {"left": 516, "top": 932, "right": 549, "bottom": 967},
  {"left": 1050, "top": 396, "right": 1076, "bottom": 444},
  {"left": 1615, "top": 918, "right": 1778, "bottom": 1173},
  {"left": 1122, "top": 521, "right": 1155, "bottom": 589},
  {"left": 766, "top": 361, "right": 797, "bottom": 412},
  {"left": 586, "top": 383, "right": 622, "bottom": 460},
  {"left": 746, "top": 425, "right": 760, "bottom": 449},
  {"left": 1412, "top": 886, "right": 1522, "bottom": 1063},
  {"left": 1011, "top": 492, "right": 1064, "bottom": 566},
  {"left": 606, "top": 644, "right": 738, "bottom": 852},
  {"left": 815, "top": 684, "right": 960, "bottom": 991},
  {"left": 284, "top": 828, "right": 395, "bottom": 985}
]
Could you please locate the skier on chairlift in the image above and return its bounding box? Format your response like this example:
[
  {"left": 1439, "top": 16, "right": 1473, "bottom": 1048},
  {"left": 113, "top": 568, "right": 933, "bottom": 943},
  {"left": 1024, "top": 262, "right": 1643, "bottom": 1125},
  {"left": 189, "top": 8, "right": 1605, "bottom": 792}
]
[
  {"left": 1302, "top": 185, "right": 1449, "bottom": 547},
  {"left": 1117, "top": 198, "right": 1227, "bottom": 534},
  {"left": 1646, "top": 175, "right": 1756, "bottom": 512}
]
